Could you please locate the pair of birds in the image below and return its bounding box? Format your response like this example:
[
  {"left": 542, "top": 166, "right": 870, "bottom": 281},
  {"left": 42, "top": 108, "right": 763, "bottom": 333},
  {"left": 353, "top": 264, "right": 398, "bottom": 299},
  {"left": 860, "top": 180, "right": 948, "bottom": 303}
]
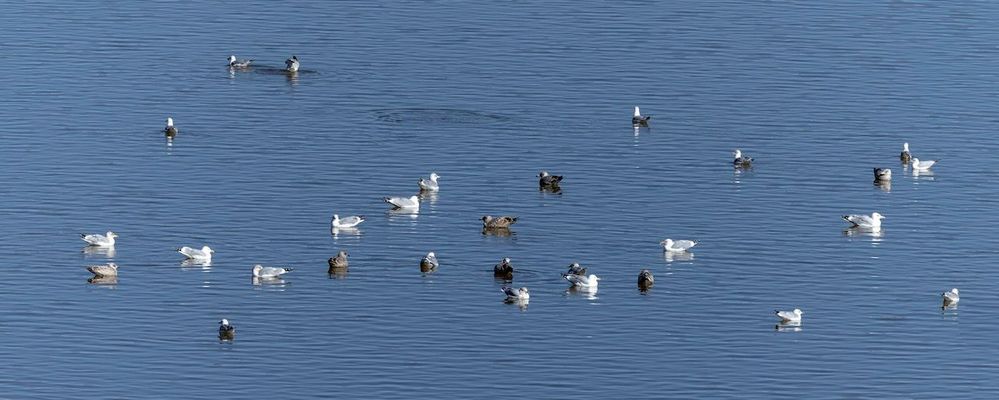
[
  {"left": 898, "top": 142, "right": 938, "bottom": 171},
  {"left": 226, "top": 55, "right": 300, "bottom": 72},
  {"left": 775, "top": 288, "right": 960, "bottom": 326},
  {"left": 81, "top": 232, "right": 120, "bottom": 278},
  {"left": 733, "top": 149, "right": 753, "bottom": 168},
  {"left": 382, "top": 172, "right": 441, "bottom": 211},
  {"left": 562, "top": 263, "right": 600, "bottom": 289}
]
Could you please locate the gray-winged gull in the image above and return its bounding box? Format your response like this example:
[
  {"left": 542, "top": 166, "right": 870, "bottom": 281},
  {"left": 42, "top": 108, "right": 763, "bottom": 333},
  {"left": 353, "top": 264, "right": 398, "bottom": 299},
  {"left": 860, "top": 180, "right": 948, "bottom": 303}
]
[
  {"left": 81, "top": 231, "right": 117, "bottom": 247},
  {"left": 842, "top": 212, "right": 884, "bottom": 229},
  {"left": 775, "top": 308, "right": 803, "bottom": 323},
  {"left": 178, "top": 245, "right": 214, "bottom": 261},
  {"left": 418, "top": 173, "right": 440, "bottom": 192},
  {"left": 252, "top": 264, "right": 293, "bottom": 278},
  {"left": 661, "top": 238, "right": 697, "bottom": 252}
]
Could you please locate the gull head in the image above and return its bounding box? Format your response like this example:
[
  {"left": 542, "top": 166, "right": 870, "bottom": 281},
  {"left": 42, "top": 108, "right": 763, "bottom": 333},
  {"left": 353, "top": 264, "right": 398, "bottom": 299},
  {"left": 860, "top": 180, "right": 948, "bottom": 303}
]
[
  {"left": 588, "top": 274, "right": 601, "bottom": 285},
  {"left": 733, "top": 149, "right": 742, "bottom": 158},
  {"left": 871, "top": 212, "right": 885, "bottom": 220},
  {"left": 661, "top": 238, "right": 673, "bottom": 247},
  {"left": 539, "top": 171, "right": 550, "bottom": 177},
  {"left": 427, "top": 251, "right": 435, "bottom": 258},
  {"left": 338, "top": 249, "right": 349, "bottom": 257},
  {"left": 332, "top": 214, "right": 340, "bottom": 222},
  {"left": 107, "top": 262, "right": 118, "bottom": 269},
  {"left": 903, "top": 142, "right": 909, "bottom": 152},
  {"left": 409, "top": 195, "right": 420, "bottom": 203},
  {"left": 634, "top": 106, "right": 641, "bottom": 117},
  {"left": 793, "top": 309, "right": 803, "bottom": 316},
  {"left": 252, "top": 265, "right": 263, "bottom": 275},
  {"left": 227, "top": 55, "right": 236, "bottom": 64},
  {"left": 430, "top": 172, "right": 440, "bottom": 181},
  {"left": 220, "top": 319, "right": 230, "bottom": 326},
  {"left": 949, "top": 288, "right": 959, "bottom": 295},
  {"left": 166, "top": 117, "right": 174, "bottom": 127},
  {"left": 911, "top": 157, "right": 920, "bottom": 165},
  {"left": 519, "top": 287, "right": 530, "bottom": 297},
  {"left": 503, "top": 257, "right": 511, "bottom": 263},
  {"left": 202, "top": 246, "right": 214, "bottom": 254},
  {"left": 106, "top": 231, "right": 118, "bottom": 238}
]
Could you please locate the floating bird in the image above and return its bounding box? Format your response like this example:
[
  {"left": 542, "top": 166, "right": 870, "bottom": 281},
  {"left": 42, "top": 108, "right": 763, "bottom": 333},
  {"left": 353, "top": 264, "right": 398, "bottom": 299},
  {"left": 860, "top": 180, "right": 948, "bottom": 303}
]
[
  {"left": 420, "top": 252, "right": 439, "bottom": 272},
  {"left": 564, "top": 262, "right": 587, "bottom": 277},
  {"left": 632, "top": 106, "right": 651, "bottom": 126},
  {"left": 227, "top": 55, "right": 253, "bottom": 68},
  {"left": 331, "top": 214, "right": 365, "bottom": 229},
  {"left": 874, "top": 168, "right": 892, "bottom": 181},
  {"left": 328, "top": 250, "right": 349, "bottom": 272},
  {"left": 538, "top": 171, "right": 563, "bottom": 189},
  {"left": 775, "top": 308, "right": 803, "bottom": 323},
  {"left": 178, "top": 245, "right": 214, "bottom": 261},
  {"left": 164, "top": 117, "right": 178, "bottom": 137},
  {"left": 418, "top": 173, "right": 440, "bottom": 192},
  {"left": 842, "top": 212, "right": 884, "bottom": 230},
  {"left": 942, "top": 288, "right": 960, "bottom": 306},
  {"left": 565, "top": 273, "right": 600, "bottom": 288},
  {"left": 218, "top": 319, "right": 235, "bottom": 340},
  {"left": 384, "top": 195, "right": 420, "bottom": 210},
  {"left": 252, "top": 264, "right": 293, "bottom": 278},
  {"left": 86, "top": 263, "right": 119, "bottom": 278},
  {"left": 900, "top": 142, "right": 911, "bottom": 163},
  {"left": 81, "top": 231, "right": 117, "bottom": 247},
  {"left": 285, "top": 55, "right": 300, "bottom": 72},
  {"left": 501, "top": 286, "right": 530, "bottom": 302},
  {"left": 661, "top": 238, "right": 697, "bottom": 252},
  {"left": 637, "top": 269, "right": 655, "bottom": 290},
  {"left": 733, "top": 149, "right": 753, "bottom": 168},
  {"left": 494, "top": 257, "right": 514, "bottom": 280},
  {"left": 911, "top": 158, "right": 937, "bottom": 171},
  {"left": 482, "top": 215, "right": 518, "bottom": 229}
]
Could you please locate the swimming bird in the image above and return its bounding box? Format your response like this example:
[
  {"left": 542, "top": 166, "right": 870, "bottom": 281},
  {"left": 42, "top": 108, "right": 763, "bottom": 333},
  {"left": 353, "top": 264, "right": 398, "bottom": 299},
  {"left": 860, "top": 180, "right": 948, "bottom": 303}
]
[
  {"left": 178, "top": 245, "right": 214, "bottom": 261},
  {"left": 482, "top": 215, "right": 518, "bottom": 229},
  {"left": 218, "top": 319, "right": 235, "bottom": 340},
  {"left": 328, "top": 250, "right": 349, "bottom": 272},
  {"left": 252, "top": 264, "right": 293, "bottom": 278},
  {"left": 900, "top": 142, "right": 911, "bottom": 163},
  {"left": 227, "top": 55, "right": 252, "bottom": 68},
  {"left": 775, "top": 308, "right": 803, "bottom": 323},
  {"left": 661, "top": 238, "right": 697, "bottom": 252},
  {"left": 632, "top": 106, "right": 651, "bottom": 126},
  {"left": 86, "top": 263, "right": 119, "bottom": 278},
  {"left": 420, "top": 251, "right": 439, "bottom": 272},
  {"left": 564, "top": 262, "right": 587, "bottom": 277},
  {"left": 842, "top": 212, "right": 884, "bottom": 229},
  {"left": 911, "top": 158, "right": 937, "bottom": 171},
  {"left": 874, "top": 168, "right": 892, "bottom": 181},
  {"left": 637, "top": 269, "right": 654, "bottom": 289},
  {"left": 501, "top": 286, "right": 530, "bottom": 302},
  {"left": 164, "top": 117, "right": 178, "bottom": 136},
  {"left": 331, "top": 214, "right": 365, "bottom": 229},
  {"left": 494, "top": 257, "right": 514, "bottom": 280},
  {"left": 418, "top": 173, "right": 440, "bottom": 192},
  {"left": 565, "top": 273, "right": 600, "bottom": 288},
  {"left": 285, "top": 55, "right": 300, "bottom": 72},
  {"left": 942, "top": 288, "right": 960, "bottom": 306},
  {"left": 384, "top": 195, "right": 420, "bottom": 210},
  {"left": 538, "top": 171, "right": 563, "bottom": 189},
  {"left": 733, "top": 149, "right": 753, "bottom": 168},
  {"left": 81, "top": 231, "right": 117, "bottom": 247}
]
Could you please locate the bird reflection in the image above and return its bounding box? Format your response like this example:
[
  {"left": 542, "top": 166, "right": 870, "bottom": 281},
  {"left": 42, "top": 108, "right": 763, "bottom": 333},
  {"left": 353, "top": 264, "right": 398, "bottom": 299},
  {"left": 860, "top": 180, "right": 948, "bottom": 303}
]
[
  {"left": 663, "top": 251, "right": 694, "bottom": 263},
  {"left": 181, "top": 259, "right": 212, "bottom": 269},
  {"left": 912, "top": 169, "right": 934, "bottom": 180},
  {"left": 843, "top": 227, "right": 884, "bottom": 240},
  {"left": 87, "top": 276, "right": 118, "bottom": 286},
  {"left": 286, "top": 70, "right": 299, "bottom": 86},
  {"left": 82, "top": 246, "right": 116, "bottom": 259},
  {"left": 505, "top": 299, "right": 529, "bottom": 311},
  {"left": 328, "top": 267, "right": 349, "bottom": 279},
  {"left": 418, "top": 191, "right": 439, "bottom": 205},
  {"left": 873, "top": 180, "right": 891, "bottom": 192},
  {"left": 565, "top": 286, "right": 598, "bottom": 300},
  {"left": 775, "top": 321, "right": 802, "bottom": 332},
  {"left": 482, "top": 227, "right": 514, "bottom": 237},
  {"left": 252, "top": 276, "right": 287, "bottom": 287},
  {"left": 330, "top": 226, "right": 361, "bottom": 239}
]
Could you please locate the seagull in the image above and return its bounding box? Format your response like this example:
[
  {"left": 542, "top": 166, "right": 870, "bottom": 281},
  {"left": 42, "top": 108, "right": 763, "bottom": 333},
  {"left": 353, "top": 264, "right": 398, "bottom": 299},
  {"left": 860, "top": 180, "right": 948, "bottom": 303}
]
[
  {"left": 178, "top": 245, "right": 214, "bottom": 261},
  {"left": 86, "top": 263, "right": 119, "bottom": 277},
  {"left": 661, "top": 238, "right": 697, "bottom": 252},
  {"left": 538, "top": 171, "right": 563, "bottom": 189},
  {"left": 418, "top": 173, "right": 440, "bottom": 192},
  {"left": 632, "top": 106, "right": 651, "bottom": 126},
  {"left": 421, "top": 251, "right": 439, "bottom": 272},
  {"left": 218, "top": 319, "right": 235, "bottom": 340},
  {"left": 494, "top": 257, "right": 514, "bottom": 280},
  {"left": 164, "top": 117, "right": 178, "bottom": 136},
  {"left": 331, "top": 214, "right": 365, "bottom": 229},
  {"left": 285, "top": 55, "right": 300, "bottom": 72},
  {"left": 252, "top": 264, "right": 293, "bottom": 278},
  {"left": 565, "top": 273, "right": 600, "bottom": 288},
  {"left": 501, "top": 286, "right": 530, "bottom": 302},
  {"left": 564, "top": 262, "right": 587, "bottom": 277},
  {"left": 733, "top": 149, "right": 753, "bottom": 168},
  {"left": 227, "top": 55, "right": 253, "bottom": 68},
  {"left": 81, "top": 231, "right": 117, "bottom": 247},
  {"left": 874, "top": 168, "right": 892, "bottom": 181},
  {"left": 842, "top": 212, "right": 884, "bottom": 229},
  {"left": 637, "top": 269, "right": 654, "bottom": 289},
  {"left": 900, "top": 142, "right": 911, "bottom": 163},
  {"left": 482, "top": 215, "right": 518, "bottom": 229},
  {"left": 942, "top": 288, "right": 960, "bottom": 306},
  {"left": 775, "top": 308, "right": 803, "bottom": 323},
  {"left": 384, "top": 195, "right": 420, "bottom": 210},
  {"left": 328, "top": 250, "right": 349, "bottom": 272},
  {"left": 911, "top": 158, "right": 937, "bottom": 171}
]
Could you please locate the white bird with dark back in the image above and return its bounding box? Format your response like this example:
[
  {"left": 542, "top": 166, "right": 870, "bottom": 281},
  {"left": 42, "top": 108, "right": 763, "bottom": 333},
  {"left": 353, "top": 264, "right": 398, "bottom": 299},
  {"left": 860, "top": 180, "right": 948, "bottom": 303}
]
[{"left": 942, "top": 288, "right": 960, "bottom": 306}]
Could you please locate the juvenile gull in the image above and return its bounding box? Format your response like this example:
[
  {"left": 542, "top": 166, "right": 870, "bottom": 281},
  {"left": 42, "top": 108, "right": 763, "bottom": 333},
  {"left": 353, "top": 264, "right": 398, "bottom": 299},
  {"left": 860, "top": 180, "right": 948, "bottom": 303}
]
[
  {"left": 81, "top": 231, "right": 117, "bottom": 247},
  {"left": 900, "top": 142, "right": 911, "bottom": 163},
  {"left": 637, "top": 269, "right": 655, "bottom": 290},
  {"left": 661, "top": 238, "right": 697, "bottom": 252},
  {"left": 420, "top": 251, "right": 439, "bottom": 272},
  {"left": 218, "top": 319, "right": 235, "bottom": 340},
  {"left": 418, "top": 173, "right": 440, "bottom": 192},
  {"left": 87, "top": 263, "right": 119, "bottom": 278},
  {"left": 227, "top": 55, "right": 252, "bottom": 68},
  {"left": 775, "top": 308, "right": 803, "bottom": 323},
  {"left": 285, "top": 55, "right": 300, "bottom": 72},
  {"left": 328, "top": 250, "right": 349, "bottom": 273},
  {"left": 538, "top": 171, "right": 563, "bottom": 189},
  {"left": 384, "top": 195, "right": 420, "bottom": 210},
  {"left": 564, "top": 262, "right": 587, "bottom": 277},
  {"left": 331, "top": 214, "right": 365, "bottom": 229},
  {"left": 565, "top": 273, "right": 600, "bottom": 288},
  {"left": 874, "top": 168, "right": 892, "bottom": 181},
  {"left": 910, "top": 158, "right": 937, "bottom": 171},
  {"left": 501, "top": 286, "right": 530, "bottom": 302},
  {"left": 733, "top": 149, "right": 753, "bottom": 168},
  {"left": 632, "top": 106, "right": 651, "bottom": 126},
  {"left": 482, "top": 215, "right": 518, "bottom": 229},
  {"left": 164, "top": 117, "right": 178, "bottom": 137},
  {"left": 942, "top": 288, "right": 960, "bottom": 306},
  {"left": 494, "top": 257, "right": 514, "bottom": 280},
  {"left": 252, "top": 264, "right": 293, "bottom": 278},
  {"left": 178, "top": 245, "right": 214, "bottom": 262},
  {"left": 842, "top": 212, "right": 884, "bottom": 230}
]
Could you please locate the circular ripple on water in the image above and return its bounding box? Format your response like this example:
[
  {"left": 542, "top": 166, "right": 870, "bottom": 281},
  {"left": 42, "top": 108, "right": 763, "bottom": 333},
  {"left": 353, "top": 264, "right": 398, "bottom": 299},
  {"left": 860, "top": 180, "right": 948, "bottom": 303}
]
[{"left": 372, "top": 108, "right": 509, "bottom": 125}]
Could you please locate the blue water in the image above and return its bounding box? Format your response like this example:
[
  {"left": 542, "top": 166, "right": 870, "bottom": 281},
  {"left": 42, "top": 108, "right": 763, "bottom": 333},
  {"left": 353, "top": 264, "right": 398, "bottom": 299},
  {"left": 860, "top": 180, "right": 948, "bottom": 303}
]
[{"left": 2, "top": 1, "right": 999, "bottom": 398}]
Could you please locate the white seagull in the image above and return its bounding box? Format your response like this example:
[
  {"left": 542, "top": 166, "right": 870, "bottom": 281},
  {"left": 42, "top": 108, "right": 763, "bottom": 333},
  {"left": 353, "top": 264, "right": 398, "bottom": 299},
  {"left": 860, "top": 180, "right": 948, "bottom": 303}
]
[
  {"left": 86, "top": 263, "right": 119, "bottom": 277},
  {"left": 418, "top": 173, "right": 440, "bottom": 192},
  {"left": 331, "top": 214, "right": 365, "bottom": 229},
  {"left": 81, "top": 231, "right": 117, "bottom": 247},
  {"left": 252, "top": 264, "right": 293, "bottom": 278},
  {"left": 842, "top": 212, "right": 884, "bottom": 229},
  {"left": 900, "top": 142, "right": 911, "bottom": 163},
  {"left": 661, "top": 238, "right": 697, "bottom": 252},
  {"left": 564, "top": 273, "right": 600, "bottom": 288},
  {"left": 942, "top": 288, "right": 960, "bottom": 306},
  {"left": 384, "top": 195, "right": 420, "bottom": 210},
  {"left": 227, "top": 55, "right": 253, "bottom": 68},
  {"left": 178, "top": 245, "right": 214, "bottom": 261},
  {"left": 165, "top": 117, "right": 178, "bottom": 136},
  {"left": 910, "top": 158, "right": 937, "bottom": 171},
  {"left": 874, "top": 168, "right": 891, "bottom": 181},
  {"left": 775, "top": 308, "right": 803, "bottom": 323},
  {"left": 501, "top": 286, "right": 530, "bottom": 302}
]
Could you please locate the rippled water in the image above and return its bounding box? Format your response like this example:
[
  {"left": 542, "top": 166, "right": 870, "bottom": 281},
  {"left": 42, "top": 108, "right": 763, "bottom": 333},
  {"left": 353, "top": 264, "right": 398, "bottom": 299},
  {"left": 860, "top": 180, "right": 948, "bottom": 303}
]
[{"left": 3, "top": 1, "right": 999, "bottom": 398}]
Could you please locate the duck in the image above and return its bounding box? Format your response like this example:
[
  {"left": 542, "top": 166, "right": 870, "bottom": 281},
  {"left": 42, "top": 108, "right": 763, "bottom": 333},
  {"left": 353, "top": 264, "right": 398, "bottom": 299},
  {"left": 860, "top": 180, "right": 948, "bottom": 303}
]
[{"left": 482, "top": 215, "right": 518, "bottom": 229}]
